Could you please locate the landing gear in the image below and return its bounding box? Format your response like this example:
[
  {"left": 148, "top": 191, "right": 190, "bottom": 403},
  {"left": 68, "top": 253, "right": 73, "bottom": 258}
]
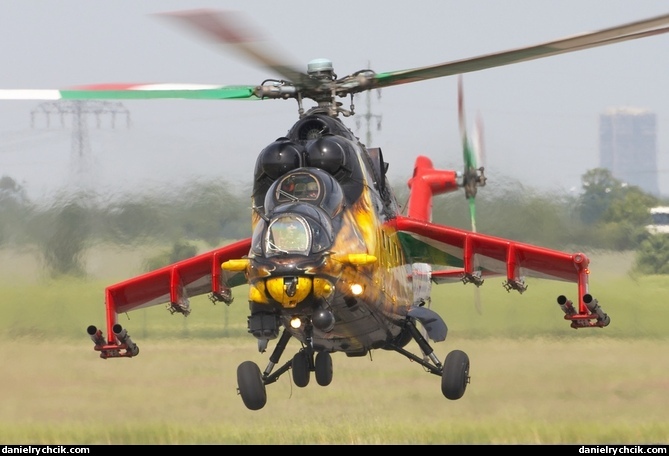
[
  {"left": 291, "top": 350, "right": 311, "bottom": 387},
  {"left": 291, "top": 349, "right": 333, "bottom": 387},
  {"left": 441, "top": 349, "right": 470, "bottom": 400},
  {"left": 237, "top": 361, "right": 267, "bottom": 410},
  {"left": 386, "top": 317, "right": 471, "bottom": 401},
  {"left": 237, "top": 317, "right": 469, "bottom": 410},
  {"left": 314, "top": 351, "right": 333, "bottom": 386},
  {"left": 236, "top": 326, "right": 337, "bottom": 410}
]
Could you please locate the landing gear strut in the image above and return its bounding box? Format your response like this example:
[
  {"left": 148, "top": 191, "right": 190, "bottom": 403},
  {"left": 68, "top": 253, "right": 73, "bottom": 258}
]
[
  {"left": 236, "top": 325, "right": 335, "bottom": 410},
  {"left": 386, "top": 317, "right": 470, "bottom": 400},
  {"left": 237, "top": 317, "right": 470, "bottom": 410}
]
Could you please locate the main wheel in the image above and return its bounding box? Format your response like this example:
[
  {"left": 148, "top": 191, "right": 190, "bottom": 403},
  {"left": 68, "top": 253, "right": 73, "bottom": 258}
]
[
  {"left": 441, "top": 349, "right": 470, "bottom": 400},
  {"left": 314, "top": 351, "right": 333, "bottom": 386},
  {"left": 237, "top": 361, "right": 267, "bottom": 410},
  {"left": 292, "top": 351, "right": 311, "bottom": 387}
]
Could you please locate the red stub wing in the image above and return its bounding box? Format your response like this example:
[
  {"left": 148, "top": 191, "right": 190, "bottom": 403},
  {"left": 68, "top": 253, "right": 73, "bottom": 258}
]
[
  {"left": 392, "top": 216, "right": 609, "bottom": 329},
  {"left": 88, "top": 238, "right": 251, "bottom": 357}
]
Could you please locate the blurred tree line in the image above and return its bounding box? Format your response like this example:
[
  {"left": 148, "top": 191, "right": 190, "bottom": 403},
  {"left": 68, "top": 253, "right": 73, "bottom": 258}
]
[
  {"left": 0, "top": 177, "right": 251, "bottom": 277},
  {"left": 0, "top": 168, "right": 667, "bottom": 277}
]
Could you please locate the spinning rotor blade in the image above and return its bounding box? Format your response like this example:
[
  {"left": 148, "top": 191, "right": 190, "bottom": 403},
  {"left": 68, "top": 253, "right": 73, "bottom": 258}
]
[
  {"left": 0, "top": 83, "right": 258, "bottom": 101},
  {"left": 157, "top": 9, "right": 313, "bottom": 88},
  {"left": 458, "top": 76, "right": 485, "bottom": 314},
  {"left": 0, "top": 9, "right": 310, "bottom": 103},
  {"left": 2, "top": 10, "right": 668, "bottom": 106},
  {"left": 372, "top": 13, "right": 669, "bottom": 90},
  {"left": 458, "top": 76, "right": 483, "bottom": 232},
  {"left": 472, "top": 112, "right": 485, "bottom": 176}
]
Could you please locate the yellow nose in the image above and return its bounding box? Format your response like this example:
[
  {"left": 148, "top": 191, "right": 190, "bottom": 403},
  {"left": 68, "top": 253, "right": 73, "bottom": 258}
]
[{"left": 265, "top": 276, "right": 313, "bottom": 308}]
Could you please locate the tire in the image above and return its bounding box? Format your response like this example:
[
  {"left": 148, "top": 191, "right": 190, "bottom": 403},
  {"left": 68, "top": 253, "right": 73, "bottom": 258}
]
[
  {"left": 237, "top": 361, "right": 267, "bottom": 410},
  {"left": 441, "top": 349, "right": 470, "bottom": 400},
  {"left": 292, "top": 351, "right": 311, "bottom": 387},
  {"left": 314, "top": 351, "right": 333, "bottom": 386}
]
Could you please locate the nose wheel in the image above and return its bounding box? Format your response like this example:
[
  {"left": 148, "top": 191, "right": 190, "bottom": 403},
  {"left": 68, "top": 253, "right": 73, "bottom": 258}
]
[
  {"left": 236, "top": 327, "right": 339, "bottom": 410},
  {"left": 291, "top": 350, "right": 311, "bottom": 387},
  {"left": 291, "top": 349, "right": 334, "bottom": 387},
  {"left": 314, "top": 351, "right": 333, "bottom": 386}
]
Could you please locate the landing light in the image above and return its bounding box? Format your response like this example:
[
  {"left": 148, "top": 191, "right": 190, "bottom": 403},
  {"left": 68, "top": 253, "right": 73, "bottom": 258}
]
[
  {"left": 290, "top": 317, "right": 302, "bottom": 329},
  {"left": 350, "top": 283, "right": 364, "bottom": 296}
]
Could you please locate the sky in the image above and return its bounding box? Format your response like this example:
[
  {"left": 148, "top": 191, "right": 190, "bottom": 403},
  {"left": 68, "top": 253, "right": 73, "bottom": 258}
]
[{"left": 1, "top": 0, "right": 668, "bottom": 201}]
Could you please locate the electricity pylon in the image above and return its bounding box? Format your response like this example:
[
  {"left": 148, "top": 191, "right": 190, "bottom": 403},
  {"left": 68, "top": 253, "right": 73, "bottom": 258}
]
[
  {"left": 31, "top": 100, "right": 130, "bottom": 191},
  {"left": 355, "top": 61, "right": 382, "bottom": 147}
]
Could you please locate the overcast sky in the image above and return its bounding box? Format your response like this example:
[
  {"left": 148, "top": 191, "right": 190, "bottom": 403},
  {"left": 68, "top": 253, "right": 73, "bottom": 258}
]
[{"left": 1, "top": 0, "right": 668, "bottom": 200}]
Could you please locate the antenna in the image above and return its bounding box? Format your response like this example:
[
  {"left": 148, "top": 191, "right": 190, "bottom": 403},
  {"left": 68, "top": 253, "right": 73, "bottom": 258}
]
[{"left": 30, "top": 100, "right": 130, "bottom": 191}]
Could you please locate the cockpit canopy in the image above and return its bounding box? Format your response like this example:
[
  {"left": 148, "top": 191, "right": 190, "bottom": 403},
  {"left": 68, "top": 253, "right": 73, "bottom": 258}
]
[
  {"left": 250, "top": 202, "right": 335, "bottom": 257},
  {"left": 264, "top": 168, "right": 344, "bottom": 219},
  {"left": 278, "top": 174, "right": 320, "bottom": 202},
  {"left": 267, "top": 215, "right": 310, "bottom": 253},
  {"left": 251, "top": 168, "right": 345, "bottom": 258}
]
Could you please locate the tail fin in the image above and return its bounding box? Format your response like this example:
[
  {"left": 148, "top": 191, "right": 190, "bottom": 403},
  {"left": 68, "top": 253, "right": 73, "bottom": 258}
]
[{"left": 406, "top": 155, "right": 459, "bottom": 222}]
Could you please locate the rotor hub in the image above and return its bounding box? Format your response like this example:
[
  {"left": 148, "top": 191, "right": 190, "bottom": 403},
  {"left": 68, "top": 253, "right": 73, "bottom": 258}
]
[{"left": 307, "top": 58, "right": 334, "bottom": 79}]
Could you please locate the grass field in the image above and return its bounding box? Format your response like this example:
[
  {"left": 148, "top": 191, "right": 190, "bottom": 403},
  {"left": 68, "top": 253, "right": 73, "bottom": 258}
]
[{"left": 1, "top": 248, "right": 668, "bottom": 444}]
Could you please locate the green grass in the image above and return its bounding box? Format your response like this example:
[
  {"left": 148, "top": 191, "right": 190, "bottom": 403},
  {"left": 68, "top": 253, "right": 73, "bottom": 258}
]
[
  {"left": 1, "top": 248, "right": 668, "bottom": 444},
  {"left": 1, "top": 338, "right": 668, "bottom": 444}
]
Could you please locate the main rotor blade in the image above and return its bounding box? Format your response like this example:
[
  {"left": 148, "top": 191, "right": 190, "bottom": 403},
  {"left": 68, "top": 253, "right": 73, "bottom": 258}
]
[
  {"left": 0, "top": 83, "right": 258, "bottom": 101},
  {"left": 458, "top": 77, "right": 477, "bottom": 171},
  {"left": 158, "top": 9, "right": 313, "bottom": 88},
  {"left": 458, "top": 76, "right": 467, "bottom": 153},
  {"left": 472, "top": 112, "right": 485, "bottom": 170},
  {"left": 373, "top": 13, "right": 669, "bottom": 89},
  {"left": 461, "top": 83, "right": 483, "bottom": 314}
]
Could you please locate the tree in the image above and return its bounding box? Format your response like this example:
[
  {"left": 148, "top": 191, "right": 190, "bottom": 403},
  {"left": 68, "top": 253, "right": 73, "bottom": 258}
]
[
  {"left": 0, "top": 176, "right": 28, "bottom": 203},
  {"left": 41, "top": 201, "right": 91, "bottom": 277},
  {"left": 174, "top": 181, "right": 250, "bottom": 245},
  {"left": 576, "top": 168, "right": 660, "bottom": 250},
  {"left": 603, "top": 185, "right": 657, "bottom": 226},
  {"left": 143, "top": 240, "right": 198, "bottom": 272},
  {"left": 104, "top": 198, "right": 171, "bottom": 245},
  {"left": 597, "top": 185, "right": 658, "bottom": 250},
  {"left": 633, "top": 234, "right": 669, "bottom": 275},
  {"left": 0, "top": 176, "right": 31, "bottom": 246},
  {"left": 578, "top": 168, "right": 625, "bottom": 225}
]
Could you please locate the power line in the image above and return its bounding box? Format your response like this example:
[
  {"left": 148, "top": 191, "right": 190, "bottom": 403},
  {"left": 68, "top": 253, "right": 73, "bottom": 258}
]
[{"left": 30, "top": 101, "right": 130, "bottom": 190}]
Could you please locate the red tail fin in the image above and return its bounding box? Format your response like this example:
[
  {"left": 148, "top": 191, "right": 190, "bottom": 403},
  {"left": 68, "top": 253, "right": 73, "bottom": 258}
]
[{"left": 406, "top": 156, "right": 459, "bottom": 221}]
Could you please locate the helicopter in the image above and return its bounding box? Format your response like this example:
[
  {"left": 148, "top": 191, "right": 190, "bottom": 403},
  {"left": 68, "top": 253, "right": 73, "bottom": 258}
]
[{"left": 3, "top": 9, "right": 668, "bottom": 411}]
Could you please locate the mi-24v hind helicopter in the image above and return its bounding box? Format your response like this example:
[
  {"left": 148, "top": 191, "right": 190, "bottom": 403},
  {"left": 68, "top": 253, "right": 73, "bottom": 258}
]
[{"left": 4, "top": 9, "right": 668, "bottom": 411}]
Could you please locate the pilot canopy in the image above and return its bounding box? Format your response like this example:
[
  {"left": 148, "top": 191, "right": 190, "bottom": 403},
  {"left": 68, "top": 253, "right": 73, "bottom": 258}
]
[
  {"left": 250, "top": 168, "right": 346, "bottom": 258},
  {"left": 263, "top": 168, "right": 344, "bottom": 219}
]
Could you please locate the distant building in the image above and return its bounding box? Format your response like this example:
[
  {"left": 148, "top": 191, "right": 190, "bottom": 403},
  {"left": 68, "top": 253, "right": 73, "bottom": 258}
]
[
  {"left": 646, "top": 206, "right": 669, "bottom": 235},
  {"left": 599, "top": 107, "right": 659, "bottom": 196}
]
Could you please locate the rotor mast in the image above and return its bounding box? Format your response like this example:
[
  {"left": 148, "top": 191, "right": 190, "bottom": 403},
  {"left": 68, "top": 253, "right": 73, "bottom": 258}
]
[{"left": 254, "top": 58, "right": 377, "bottom": 119}]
